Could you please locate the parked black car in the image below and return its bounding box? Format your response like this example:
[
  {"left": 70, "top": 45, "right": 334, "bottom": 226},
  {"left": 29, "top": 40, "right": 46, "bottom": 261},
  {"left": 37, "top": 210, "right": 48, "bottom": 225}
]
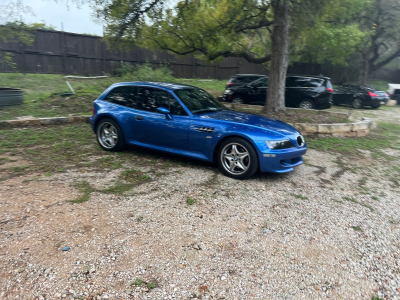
[
  {"left": 222, "top": 75, "right": 333, "bottom": 109},
  {"left": 225, "top": 74, "right": 266, "bottom": 89},
  {"left": 332, "top": 85, "right": 389, "bottom": 109}
]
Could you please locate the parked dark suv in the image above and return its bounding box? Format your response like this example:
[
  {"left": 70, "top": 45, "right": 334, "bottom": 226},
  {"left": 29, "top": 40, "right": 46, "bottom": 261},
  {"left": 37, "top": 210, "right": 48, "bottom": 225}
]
[{"left": 222, "top": 75, "right": 333, "bottom": 109}]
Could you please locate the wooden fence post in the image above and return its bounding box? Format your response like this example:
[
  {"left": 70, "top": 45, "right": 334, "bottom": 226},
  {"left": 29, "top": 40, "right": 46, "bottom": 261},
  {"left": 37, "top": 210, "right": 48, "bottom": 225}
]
[{"left": 61, "top": 31, "right": 67, "bottom": 75}]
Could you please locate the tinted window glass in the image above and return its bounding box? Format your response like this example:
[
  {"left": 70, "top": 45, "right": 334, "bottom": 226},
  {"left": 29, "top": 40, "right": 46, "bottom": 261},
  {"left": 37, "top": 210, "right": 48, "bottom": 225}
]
[
  {"left": 252, "top": 78, "right": 268, "bottom": 88},
  {"left": 137, "top": 87, "right": 187, "bottom": 115},
  {"left": 295, "top": 77, "right": 323, "bottom": 87},
  {"left": 231, "top": 76, "right": 262, "bottom": 84},
  {"left": 175, "top": 88, "right": 227, "bottom": 115},
  {"left": 286, "top": 77, "right": 297, "bottom": 88},
  {"left": 104, "top": 86, "right": 137, "bottom": 108}
]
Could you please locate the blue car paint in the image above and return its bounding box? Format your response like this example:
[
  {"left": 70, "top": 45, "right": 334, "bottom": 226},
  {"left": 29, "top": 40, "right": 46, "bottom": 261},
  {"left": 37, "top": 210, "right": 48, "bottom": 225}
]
[{"left": 90, "top": 82, "right": 307, "bottom": 173}]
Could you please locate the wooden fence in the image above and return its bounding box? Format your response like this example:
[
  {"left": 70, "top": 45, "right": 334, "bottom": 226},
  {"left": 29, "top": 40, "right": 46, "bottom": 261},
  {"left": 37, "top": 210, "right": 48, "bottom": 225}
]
[
  {"left": 0, "top": 28, "right": 270, "bottom": 79},
  {"left": 1, "top": 28, "right": 399, "bottom": 83}
]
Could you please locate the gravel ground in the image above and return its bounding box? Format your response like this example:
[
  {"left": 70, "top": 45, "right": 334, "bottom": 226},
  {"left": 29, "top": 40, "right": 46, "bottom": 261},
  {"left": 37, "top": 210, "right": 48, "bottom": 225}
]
[{"left": 1, "top": 109, "right": 400, "bottom": 300}]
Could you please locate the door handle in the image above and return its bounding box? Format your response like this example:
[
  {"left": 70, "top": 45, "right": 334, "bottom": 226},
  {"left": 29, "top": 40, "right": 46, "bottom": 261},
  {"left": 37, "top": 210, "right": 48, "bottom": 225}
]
[{"left": 135, "top": 116, "right": 144, "bottom": 120}]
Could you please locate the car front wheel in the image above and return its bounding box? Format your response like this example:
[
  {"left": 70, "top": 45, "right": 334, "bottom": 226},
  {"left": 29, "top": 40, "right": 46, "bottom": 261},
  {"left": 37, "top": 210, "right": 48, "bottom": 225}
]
[
  {"left": 352, "top": 98, "right": 363, "bottom": 109},
  {"left": 96, "top": 118, "right": 125, "bottom": 151},
  {"left": 217, "top": 137, "right": 259, "bottom": 180},
  {"left": 298, "top": 99, "right": 315, "bottom": 109},
  {"left": 231, "top": 95, "right": 245, "bottom": 104}
]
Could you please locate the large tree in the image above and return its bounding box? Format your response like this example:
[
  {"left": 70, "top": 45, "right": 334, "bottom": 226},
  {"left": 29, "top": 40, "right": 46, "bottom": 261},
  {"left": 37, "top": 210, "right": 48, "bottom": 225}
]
[
  {"left": 94, "top": 0, "right": 366, "bottom": 113},
  {"left": 357, "top": 0, "right": 400, "bottom": 84}
]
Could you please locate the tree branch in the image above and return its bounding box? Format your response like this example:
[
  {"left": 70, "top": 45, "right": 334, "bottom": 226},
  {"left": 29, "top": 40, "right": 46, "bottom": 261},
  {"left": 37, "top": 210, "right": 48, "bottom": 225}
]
[
  {"left": 207, "top": 50, "right": 271, "bottom": 63},
  {"left": 370, "top": 47, "right": 400, "bottom": 73}
]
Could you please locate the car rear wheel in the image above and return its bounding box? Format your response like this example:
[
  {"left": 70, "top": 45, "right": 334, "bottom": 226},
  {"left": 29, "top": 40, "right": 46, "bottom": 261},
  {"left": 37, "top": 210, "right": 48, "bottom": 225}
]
[
  {"left": 298, "top": 99, "right": 315, "bottom": 109},
  {"left": 352, "top": 98, "right": 363, "bottom": 109},
  {"left": 217, "top": 137, "right": 259, "bottom": 180},
  {"left": 96, "top": 118, "right": 125, "bottom": 151},
  {"left": 231, "top": 95, "right": 245, "bottom": 104}
]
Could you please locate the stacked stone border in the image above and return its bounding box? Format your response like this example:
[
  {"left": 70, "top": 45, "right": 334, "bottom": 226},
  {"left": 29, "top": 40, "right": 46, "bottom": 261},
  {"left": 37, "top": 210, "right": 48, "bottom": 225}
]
[
  {"left": 0, "top": 115, "right": 91, "bottom": 130},
  {"left": 225, "top": 103, "right": 376, "bottom": 137},
  {"left": 0, "top": 105, "right": 376, "bottom": 137}
]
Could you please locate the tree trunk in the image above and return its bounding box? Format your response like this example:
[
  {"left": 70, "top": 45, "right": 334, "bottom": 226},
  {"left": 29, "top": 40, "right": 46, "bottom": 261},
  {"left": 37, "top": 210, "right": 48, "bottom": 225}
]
[
  {"left": 360, "top": 51, "right": 369, "bottom": 85},
  {"left": 262, "top": 0, "right": 290, "bottom": 115}
]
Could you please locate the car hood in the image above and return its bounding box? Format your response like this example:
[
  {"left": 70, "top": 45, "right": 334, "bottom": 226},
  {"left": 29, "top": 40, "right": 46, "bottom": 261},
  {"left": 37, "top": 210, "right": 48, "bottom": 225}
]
[{"left": 197, "top": 110, "right": 300, "bottom": 138}]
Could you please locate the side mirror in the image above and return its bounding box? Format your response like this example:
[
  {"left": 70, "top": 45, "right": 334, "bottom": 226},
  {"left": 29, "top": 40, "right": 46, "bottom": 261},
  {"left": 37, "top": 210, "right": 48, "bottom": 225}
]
[{"left": 157, "top": 107, "right": 172, "bottom": 119}]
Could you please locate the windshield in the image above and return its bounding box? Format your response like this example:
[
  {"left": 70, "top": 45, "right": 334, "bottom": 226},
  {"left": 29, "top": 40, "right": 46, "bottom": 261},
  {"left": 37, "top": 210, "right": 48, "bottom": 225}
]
[{"left": 175, "top": 88, "right": 228, "bottom": 115}]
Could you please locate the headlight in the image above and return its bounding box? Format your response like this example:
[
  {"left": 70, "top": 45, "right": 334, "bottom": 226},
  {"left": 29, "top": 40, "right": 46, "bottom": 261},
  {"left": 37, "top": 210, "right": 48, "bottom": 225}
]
[
  {"left": 224, "top": 89, "right": 232, "bottom": 94},
  {"left": 265, "top": 140, "right": 294, "bottom": 150}
]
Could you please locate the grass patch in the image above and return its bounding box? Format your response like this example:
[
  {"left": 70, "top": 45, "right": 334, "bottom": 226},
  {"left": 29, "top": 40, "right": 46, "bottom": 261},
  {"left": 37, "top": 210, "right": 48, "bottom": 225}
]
[
  {"left": 360, "top": 203, "right": 374, "bottom": 212},
  {"left": 187, "top": 198, "right": 195, "bottom": 205},
  {"left": 291, "top": 194, "right": 308, "bottom": 200},
  {"left": 119, "top": 169, "right": 151, "bottom": 184},
  {"left": 342, "top": 196, "right": 357, "bottom": 203},
  {"left": 351, "top": 226, "right": 362, "bottom": 231},
  {"left": 307, "top": 122, "right": 400, "bottom": 159},
  {"left": 0, "top": 71, "right": 226, "bottom": 121},
  {"left": 371, "top": 196, "right": 379, "bottom": 201},
  {"left": 131, "top": 278, "right": 145, "bottom": 286},
  {"left": 147, "top": 281, "right": 158, "bottom": 290},
  {"left": 70, "top": 181, "right": 94, "bottom": 204},
  {"left": 104, "top": 182, "right": 133, "bottom": 194}
]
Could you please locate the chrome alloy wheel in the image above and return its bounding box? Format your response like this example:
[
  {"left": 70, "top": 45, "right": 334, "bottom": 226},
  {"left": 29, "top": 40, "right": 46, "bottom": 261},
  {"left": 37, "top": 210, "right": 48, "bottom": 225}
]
[
  {"left": 98, "top": 122, "right": 118, "bottom": 149},
  {"left": 221, "top": 143, "right": 250, "bottom": 175},
  {"left": 299, "top": 100, "right": 313, "bottom": 109},
  {"left": 232, "top": 97, "right": 244, "bottom": 104}
]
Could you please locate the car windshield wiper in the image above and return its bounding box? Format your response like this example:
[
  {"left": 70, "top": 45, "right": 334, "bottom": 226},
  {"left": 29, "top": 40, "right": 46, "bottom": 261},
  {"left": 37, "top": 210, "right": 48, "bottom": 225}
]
[{"left": 192, "top": 108, "right": 227, "bottom": 115}]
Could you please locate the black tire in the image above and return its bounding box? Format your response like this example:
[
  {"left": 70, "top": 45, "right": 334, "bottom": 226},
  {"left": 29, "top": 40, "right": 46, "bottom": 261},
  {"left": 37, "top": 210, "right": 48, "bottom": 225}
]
[
  {"left": 217, "top": 137, "right": 259, "bottom": 180},
  {"left": 352, "top": 98, "right": 363, "bottom": 109},
  {"left": 298, "top": 99, "right": 315, "bottom": 109},
  {"left": 231, "top": 95, "right": 245, "bottom": 104},
  {"left": 96, "top": 118, "right": 125, "bottom": 151}
]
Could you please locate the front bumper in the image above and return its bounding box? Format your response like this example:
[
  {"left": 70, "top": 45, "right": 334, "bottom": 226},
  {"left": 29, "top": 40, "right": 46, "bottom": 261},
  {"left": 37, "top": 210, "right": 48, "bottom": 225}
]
[{"left": 254, "top": 141, "right": 307, "bottom": 173}]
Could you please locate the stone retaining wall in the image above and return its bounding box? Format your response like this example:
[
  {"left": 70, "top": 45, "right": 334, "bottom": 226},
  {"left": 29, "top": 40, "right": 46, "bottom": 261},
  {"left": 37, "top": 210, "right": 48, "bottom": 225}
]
[
  {"left": 224, "top": 103, "right": 375, "bottom": 137},
  {"left": 0, "top": 115, "right": 91, "bottom": 129}
]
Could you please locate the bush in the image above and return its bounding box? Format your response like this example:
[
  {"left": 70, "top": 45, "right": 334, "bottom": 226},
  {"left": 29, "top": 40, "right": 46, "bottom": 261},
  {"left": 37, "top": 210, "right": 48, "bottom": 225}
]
[{"left": 115, "top": 63, "right": 176, "bottom": 82}]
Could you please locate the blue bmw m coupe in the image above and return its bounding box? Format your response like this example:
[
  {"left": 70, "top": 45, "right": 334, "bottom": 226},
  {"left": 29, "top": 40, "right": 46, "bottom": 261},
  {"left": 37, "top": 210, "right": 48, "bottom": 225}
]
[{"left": 90, "top": 82, "right": 307, "bottom": 179}]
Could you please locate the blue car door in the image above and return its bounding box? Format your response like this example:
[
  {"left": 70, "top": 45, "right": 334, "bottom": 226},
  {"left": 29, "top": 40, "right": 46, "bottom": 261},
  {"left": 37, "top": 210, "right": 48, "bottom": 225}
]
[{"left": 131, "top": 87, "right": 190, "bottom": 150}]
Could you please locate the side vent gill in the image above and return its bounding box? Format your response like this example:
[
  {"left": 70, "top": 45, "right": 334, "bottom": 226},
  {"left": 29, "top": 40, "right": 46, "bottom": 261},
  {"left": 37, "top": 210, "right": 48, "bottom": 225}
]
[{"left": 193, "top": 126, "right": 215, "bottom": 133}]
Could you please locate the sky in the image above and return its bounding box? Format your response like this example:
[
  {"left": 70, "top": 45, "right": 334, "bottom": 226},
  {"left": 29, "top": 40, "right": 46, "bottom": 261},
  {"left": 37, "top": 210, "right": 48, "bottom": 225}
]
[{"left": 21, "top": 0, "right": 103, "bottom": 36}]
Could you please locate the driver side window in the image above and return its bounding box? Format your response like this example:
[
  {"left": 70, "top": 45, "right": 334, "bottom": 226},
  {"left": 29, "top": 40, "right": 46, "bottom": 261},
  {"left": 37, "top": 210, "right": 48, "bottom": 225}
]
[
  {"left": 137, "top": 87, "right": 187, "bottom": 115},
  {"left": 252, "top": 78, "right": 268, "bottom": 88}
]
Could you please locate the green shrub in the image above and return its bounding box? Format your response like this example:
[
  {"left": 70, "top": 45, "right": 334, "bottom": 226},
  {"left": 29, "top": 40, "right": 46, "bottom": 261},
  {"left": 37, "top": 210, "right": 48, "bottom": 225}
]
[{"left": 115, "top": 63, "right": 176, "bottom": 82}]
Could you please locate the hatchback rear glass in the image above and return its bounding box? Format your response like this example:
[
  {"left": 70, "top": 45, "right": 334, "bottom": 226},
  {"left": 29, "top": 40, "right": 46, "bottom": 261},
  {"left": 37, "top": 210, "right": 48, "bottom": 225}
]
[
  {"left": 325, "top": 80, "right": 333, "bottom": 89},
  {"left": 295, "top": 77, "right": 324, "bottom": 87},
  {"left": 229, "top": 76, "right": 262, "bottom": 84}
]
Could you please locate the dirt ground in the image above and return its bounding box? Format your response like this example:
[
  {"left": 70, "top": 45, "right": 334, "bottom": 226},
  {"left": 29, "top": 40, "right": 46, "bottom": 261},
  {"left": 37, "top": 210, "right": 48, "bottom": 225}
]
[{"left": 1, "top": 106, "right": 400, "bottom": 300}]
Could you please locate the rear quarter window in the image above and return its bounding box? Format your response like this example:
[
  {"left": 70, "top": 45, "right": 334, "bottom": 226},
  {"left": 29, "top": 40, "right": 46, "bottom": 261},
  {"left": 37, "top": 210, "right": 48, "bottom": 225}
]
[
  {"left": 104, "top": 86, "right": 137, "bottom": 108},
  {"left": 295, "top": 77, "right": 324, "bottom": 87}
]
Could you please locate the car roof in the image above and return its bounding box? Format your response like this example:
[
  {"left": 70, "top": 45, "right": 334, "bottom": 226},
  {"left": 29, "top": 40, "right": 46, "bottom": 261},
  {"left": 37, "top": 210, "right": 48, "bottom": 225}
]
[
  {"left": 112, "top": 81, "right": 198, "bottom": 91},
  {"left": 287, "top": 74, "right": 330, "bottom": 80},
  {"left": 232, "top": 74, "right": 267, "bottom": 77},
  {"left": 231, "top": 74, "right": 330, "bottom": 80}
]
